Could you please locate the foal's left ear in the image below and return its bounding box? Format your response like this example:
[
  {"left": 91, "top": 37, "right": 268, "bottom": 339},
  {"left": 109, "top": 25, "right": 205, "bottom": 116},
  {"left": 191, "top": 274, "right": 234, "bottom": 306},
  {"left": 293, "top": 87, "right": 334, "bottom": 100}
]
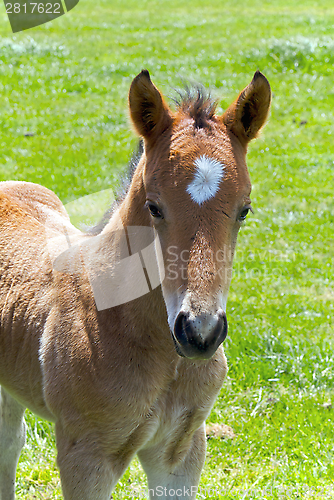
[
  {"left": 222, "top": 71, "right": 271, "bottom": 145},
  {"left": 129, "top": 70, "right": 173, "bottom": 145}
]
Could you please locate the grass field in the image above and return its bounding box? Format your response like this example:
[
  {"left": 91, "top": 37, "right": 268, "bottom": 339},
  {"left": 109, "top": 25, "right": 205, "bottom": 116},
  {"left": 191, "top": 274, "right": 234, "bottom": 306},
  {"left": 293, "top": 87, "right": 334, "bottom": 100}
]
[{"left": 0, "top": 0, "right": 334, "bottom": 498}]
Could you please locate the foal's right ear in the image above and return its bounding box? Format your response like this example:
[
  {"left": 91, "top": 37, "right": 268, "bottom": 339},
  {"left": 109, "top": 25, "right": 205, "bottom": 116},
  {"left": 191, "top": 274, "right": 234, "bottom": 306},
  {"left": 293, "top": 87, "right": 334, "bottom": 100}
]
[{"left": 129, "top": 70, "right": 173, "bottom": 144}]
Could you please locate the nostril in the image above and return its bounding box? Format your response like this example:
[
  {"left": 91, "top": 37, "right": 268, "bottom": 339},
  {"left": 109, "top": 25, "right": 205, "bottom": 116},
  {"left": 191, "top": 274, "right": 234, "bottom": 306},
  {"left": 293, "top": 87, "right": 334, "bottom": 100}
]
[
  {"left": 218, "top": 311, "right": 228, "bottom": 342},
  {"left": 173, "top": 311, "right": 228, "bottom": 359},
  {"left": 173, "top": 312, "right": 190, "bottom": 345}
]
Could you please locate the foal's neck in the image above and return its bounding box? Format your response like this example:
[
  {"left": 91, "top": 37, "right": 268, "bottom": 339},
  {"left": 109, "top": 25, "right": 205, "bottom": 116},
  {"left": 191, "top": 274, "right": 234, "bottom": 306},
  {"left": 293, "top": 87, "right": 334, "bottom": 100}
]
[
  {"left": 118, "top": 158, "right": 148, "bottom": 228},
  {"left": 101, "top": 158, "right": 169, "bottom": 337}
]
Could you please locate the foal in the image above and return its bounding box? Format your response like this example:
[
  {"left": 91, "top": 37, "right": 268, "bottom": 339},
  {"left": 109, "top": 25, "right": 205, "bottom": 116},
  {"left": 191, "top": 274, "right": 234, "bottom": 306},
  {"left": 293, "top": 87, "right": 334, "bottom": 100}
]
[{"left": 0, "top": 70, "right": 270, "bottom": 499}]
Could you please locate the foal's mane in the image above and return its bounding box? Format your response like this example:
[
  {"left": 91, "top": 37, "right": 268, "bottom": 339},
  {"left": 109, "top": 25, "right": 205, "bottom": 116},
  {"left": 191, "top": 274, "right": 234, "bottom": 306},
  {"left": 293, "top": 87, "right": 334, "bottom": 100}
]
[
  {"left": 173, "top": 84, "right": 218, "bottom": 129},
  {"left": 87, "top": 85, "right": 217, "bottom": 235}
]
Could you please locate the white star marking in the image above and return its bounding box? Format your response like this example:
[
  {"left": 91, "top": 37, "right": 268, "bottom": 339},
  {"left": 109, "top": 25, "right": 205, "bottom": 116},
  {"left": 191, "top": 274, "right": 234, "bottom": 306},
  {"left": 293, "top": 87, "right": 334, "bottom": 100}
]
[{"left": 186, "top": 155, "right": 225, "bottom": 205}]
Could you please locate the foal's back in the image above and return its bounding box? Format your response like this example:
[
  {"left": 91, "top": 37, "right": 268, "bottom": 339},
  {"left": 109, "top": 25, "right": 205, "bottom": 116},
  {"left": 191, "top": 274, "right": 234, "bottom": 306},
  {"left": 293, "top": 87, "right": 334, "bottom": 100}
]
[{"left": 0, "top": 181, "right": 80, "bottom": 418}]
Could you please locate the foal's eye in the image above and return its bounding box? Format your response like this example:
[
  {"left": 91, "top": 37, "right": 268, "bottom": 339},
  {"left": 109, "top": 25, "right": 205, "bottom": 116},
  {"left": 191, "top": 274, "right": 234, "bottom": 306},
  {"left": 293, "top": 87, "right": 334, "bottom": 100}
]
[
  {"left": 146, "top": 201, "right": 163, "bottom": 219},
  {"left": 238, "top": 205, "right": 252, "bottom": 221}
]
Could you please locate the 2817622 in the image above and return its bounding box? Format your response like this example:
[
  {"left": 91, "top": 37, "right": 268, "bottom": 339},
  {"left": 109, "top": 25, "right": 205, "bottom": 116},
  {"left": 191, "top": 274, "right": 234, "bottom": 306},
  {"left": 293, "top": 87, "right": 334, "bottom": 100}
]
[{"left": 5, "top": 2, "right": 61, "bottom": 13}]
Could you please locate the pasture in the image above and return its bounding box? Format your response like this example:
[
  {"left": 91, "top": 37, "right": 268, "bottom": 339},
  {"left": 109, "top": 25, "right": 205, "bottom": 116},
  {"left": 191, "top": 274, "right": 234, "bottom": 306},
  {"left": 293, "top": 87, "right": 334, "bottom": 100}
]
[{"left": 0, "top": 0, "right": 333, "bottom": 498}]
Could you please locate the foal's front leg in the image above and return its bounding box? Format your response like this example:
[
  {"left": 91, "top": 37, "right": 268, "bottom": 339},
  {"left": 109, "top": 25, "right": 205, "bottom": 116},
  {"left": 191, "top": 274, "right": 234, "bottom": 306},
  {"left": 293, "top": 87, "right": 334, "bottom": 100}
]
[
  {"left": 55, "top": 423, "right": 133, "bottom": 500},
  {"left": 0, "top": 387, "right": 26, "bottom": 500},
  {"left": 138, "top": 423, "right": 207, "bottom": 500}
]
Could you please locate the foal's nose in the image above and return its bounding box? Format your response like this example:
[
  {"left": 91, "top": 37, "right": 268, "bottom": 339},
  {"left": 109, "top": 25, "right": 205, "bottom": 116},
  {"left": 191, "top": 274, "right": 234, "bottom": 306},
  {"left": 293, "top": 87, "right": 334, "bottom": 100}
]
[{"left": 173, "top": 311, "right": 228, "bottom": 359}]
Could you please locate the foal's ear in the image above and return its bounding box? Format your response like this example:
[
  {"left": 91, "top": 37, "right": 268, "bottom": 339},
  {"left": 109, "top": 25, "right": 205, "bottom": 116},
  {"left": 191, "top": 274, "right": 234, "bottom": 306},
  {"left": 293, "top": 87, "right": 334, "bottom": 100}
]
[
  {"left": 129, "top": 70, "right": 173, "bottom": 144},
  {"left": 222, "top": 71, "right": 271, "bottom": 145}
]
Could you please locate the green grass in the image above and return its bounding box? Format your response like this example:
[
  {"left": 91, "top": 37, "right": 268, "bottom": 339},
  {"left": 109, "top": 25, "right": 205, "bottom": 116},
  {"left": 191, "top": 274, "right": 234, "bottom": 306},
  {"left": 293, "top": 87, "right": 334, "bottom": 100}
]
[{"left": 0, "top": 0, "right": 333, "bottom": 498}]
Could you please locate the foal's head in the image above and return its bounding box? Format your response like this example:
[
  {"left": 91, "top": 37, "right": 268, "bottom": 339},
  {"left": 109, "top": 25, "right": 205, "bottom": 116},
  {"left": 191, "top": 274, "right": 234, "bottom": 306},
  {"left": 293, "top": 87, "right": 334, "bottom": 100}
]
[{"left": 128, "top": 70, "right": 271, "bottom": 360}]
